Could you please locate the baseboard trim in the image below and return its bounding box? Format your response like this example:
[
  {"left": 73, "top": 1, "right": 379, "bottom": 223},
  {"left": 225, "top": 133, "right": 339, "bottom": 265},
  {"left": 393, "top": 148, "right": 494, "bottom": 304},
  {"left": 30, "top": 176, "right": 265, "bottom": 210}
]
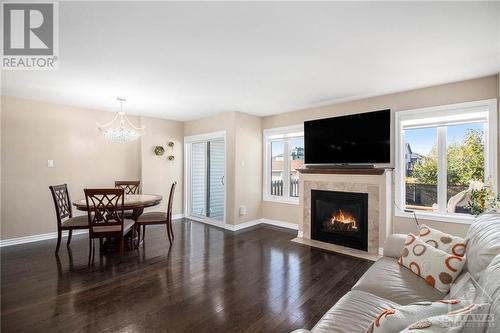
[
  {"left": 185, "top": 216, "right": 299, "bottom": 233},
  {"left": 1, "top": 230, "right": 88, "bottom": 247},
  {"left": 0, "top": 215, "right": 295, "bottom": 247}
]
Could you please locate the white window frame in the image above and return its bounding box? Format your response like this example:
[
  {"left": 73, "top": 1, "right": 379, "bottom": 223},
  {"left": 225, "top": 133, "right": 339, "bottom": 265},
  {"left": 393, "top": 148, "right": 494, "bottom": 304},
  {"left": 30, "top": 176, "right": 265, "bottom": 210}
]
[
  {"left": 263, "top": 124, "right": 304, "bottom": 205},
  {"left": 395, "top": 99, "right": 498, "bottom": 224}
]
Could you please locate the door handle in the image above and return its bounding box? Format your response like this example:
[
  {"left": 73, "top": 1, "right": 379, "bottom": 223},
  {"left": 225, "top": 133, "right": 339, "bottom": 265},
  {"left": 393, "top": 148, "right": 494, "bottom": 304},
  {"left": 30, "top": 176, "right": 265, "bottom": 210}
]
[{"left": 221, "top": 176, "right": 225, "bottom": 185}]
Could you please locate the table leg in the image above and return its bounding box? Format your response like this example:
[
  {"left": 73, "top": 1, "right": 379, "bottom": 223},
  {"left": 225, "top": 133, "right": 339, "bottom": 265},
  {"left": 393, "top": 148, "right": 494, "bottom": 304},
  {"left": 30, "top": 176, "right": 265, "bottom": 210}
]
[{"left": 132, "top": 208, "right": 144, "bottom": 249}]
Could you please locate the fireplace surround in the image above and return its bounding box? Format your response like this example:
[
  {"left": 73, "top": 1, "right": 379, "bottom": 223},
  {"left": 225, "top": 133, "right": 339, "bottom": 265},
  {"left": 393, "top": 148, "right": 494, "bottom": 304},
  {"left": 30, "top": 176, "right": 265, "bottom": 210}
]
[
  {"left": 296, "top": 168, "right": 393, "bottom": 257},
  {"left": 311, "top": 190, "right": 368, "bottom": 251}
]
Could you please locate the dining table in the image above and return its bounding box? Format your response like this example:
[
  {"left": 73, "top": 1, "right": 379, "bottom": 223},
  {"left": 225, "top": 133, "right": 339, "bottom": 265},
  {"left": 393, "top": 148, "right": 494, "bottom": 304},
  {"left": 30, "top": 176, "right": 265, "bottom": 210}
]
[{"left": 72, "top": 194, "right": 163, "bottom": 250}]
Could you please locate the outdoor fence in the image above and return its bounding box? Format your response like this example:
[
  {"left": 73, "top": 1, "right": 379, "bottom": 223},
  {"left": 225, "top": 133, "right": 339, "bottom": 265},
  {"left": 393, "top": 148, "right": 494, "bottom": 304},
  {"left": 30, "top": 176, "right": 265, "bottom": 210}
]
[
  {"left": 405, "top": 183, "right": 468, "bottom": 207},
  {"left": 271, "top": 178, "right": 299, "bottom": 197}
]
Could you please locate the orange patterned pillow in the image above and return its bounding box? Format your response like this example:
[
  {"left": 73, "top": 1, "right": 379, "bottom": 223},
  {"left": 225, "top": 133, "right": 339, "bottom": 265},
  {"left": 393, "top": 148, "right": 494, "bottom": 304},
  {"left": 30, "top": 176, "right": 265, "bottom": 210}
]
[
  {"left": 399, "top": 234, "right": 465, "bottom": 294},
  {"left": 418, "top": 224, "right": 466, "bottom": 257}
]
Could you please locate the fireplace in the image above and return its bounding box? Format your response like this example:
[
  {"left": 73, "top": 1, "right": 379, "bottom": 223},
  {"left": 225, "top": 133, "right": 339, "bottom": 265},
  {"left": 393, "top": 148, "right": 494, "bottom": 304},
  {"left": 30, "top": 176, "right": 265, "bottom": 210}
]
[{"left": 311, "top": 190, "right": 368, "bottom": 251}]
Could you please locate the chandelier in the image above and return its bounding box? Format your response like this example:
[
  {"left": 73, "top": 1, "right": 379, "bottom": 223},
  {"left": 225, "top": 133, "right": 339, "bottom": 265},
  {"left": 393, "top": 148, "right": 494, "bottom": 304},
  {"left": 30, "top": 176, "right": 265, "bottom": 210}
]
[{"left": 97, "top": 97, "right": 145, "bottom": 144}]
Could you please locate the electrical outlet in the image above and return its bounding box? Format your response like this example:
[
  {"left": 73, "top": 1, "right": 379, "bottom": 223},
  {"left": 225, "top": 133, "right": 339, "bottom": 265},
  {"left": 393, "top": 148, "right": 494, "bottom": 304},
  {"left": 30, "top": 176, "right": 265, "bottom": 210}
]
[{"left": 47, "top": 160, "right": 54, "bottom": 168}]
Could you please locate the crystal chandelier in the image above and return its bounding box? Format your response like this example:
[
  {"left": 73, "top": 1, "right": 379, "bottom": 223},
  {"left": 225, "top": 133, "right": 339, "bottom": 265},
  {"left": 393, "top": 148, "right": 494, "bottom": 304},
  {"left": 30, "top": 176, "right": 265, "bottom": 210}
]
[{"left": 97, "top": 97, "right": 145, "bottom": 144}]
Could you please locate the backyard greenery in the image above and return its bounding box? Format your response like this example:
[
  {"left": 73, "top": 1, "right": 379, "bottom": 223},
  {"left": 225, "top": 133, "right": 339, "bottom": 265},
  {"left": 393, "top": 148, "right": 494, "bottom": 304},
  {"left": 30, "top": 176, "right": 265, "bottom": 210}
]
[{"left": 411, "top": 129, "right": 484, "bottom": 185}]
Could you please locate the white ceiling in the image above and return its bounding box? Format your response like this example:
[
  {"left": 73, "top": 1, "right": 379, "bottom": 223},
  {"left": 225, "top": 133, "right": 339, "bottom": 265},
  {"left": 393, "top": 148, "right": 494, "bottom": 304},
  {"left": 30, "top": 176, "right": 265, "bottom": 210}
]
[{"left": 2, "top": 1, "right": 499, "bottom": 121}]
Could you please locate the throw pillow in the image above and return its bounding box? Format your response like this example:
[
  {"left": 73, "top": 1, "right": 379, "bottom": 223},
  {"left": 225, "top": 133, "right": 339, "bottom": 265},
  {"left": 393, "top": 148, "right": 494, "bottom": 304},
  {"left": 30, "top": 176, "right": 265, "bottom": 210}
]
[
  {"left": 418, "top": 224, "right": 467, "bottom": 257},
  {"left": 399, "top": 234, "right": 466, "bottom": 294},
  {"left": 365, "top": 299, "right": 466, "bottom": 333},
  {"left": 399, "top": 303, "right": 490, "bottom": 333}
]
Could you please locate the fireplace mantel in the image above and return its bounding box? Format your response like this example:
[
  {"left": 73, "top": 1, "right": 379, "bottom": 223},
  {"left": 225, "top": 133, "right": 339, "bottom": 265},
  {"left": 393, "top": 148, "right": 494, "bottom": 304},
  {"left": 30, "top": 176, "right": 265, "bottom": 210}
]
[{"left": 297, "top": 167, "right": 392, "bottom": 175}]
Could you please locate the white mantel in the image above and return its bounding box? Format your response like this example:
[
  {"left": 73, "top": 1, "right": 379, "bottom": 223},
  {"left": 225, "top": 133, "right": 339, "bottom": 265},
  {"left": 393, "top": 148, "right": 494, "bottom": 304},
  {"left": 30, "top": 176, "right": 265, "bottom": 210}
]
[{"left": 296, "top": 168, "right": 393, "bottom": 257}]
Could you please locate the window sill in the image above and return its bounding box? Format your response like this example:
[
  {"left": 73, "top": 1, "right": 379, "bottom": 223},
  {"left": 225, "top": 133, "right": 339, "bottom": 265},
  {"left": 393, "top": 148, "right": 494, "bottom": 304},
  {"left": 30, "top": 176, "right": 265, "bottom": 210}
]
[
  {"left": 395, "top": 209, "right": 475, "bottom": 224},
  {"left": 263, "top": 196, "right": 299, "bottom": 205}
]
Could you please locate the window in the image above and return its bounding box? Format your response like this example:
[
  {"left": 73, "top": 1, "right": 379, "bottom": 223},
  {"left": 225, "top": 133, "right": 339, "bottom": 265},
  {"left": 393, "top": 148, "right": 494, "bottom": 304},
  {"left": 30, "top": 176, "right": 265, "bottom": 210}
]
[
  {"left": 264, "top": 125, "right": 304, "bottom": 203},
  {"left": 395, "top": 99, "right": 497, "bottom": 222}
]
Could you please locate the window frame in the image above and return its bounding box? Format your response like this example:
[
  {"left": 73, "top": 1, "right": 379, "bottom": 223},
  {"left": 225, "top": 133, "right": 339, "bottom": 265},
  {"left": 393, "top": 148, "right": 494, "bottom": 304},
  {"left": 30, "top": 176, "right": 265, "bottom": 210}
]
[
  {"left": 263, "top": 124, "right": 304, "bottom": 205},
  {"left": 395, "top": 99, "right": 498, "bottom": 224}
]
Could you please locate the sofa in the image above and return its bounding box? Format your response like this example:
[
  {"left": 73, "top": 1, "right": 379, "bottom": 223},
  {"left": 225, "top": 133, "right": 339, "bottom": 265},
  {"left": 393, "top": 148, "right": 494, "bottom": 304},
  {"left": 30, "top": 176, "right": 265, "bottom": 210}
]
[{"left": 292, "top": 213, "right": 500, "bottom": 333}]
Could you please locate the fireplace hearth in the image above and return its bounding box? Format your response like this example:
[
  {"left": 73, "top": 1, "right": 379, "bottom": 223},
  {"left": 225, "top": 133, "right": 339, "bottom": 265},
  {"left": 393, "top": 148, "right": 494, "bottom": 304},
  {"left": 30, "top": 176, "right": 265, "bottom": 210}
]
[{"left": 311, "top": 190, "right": 368, "bottom": 251}]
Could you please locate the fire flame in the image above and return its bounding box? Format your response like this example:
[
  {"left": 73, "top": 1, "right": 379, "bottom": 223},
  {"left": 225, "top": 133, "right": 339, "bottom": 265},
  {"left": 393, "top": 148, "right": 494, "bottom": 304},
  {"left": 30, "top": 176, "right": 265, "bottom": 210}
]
[{"left": 331, "top": 209, "right": 357, "bottom": 227}]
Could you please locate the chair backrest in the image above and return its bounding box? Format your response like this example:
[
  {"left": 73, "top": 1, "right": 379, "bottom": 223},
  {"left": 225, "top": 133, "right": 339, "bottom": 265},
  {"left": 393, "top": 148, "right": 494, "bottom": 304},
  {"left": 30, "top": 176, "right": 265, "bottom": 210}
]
[
  {"left": 166, "top": 182, "right": 177, "bottom": 220},
  {"left": 84, "top": 188, "right": 125, "bottom": 234},
  {"left": 49, "top": 184, "right": 73, "bottom": 226},
  {"left": 114, "top": 180, "right": 141, "bottom": 195}
]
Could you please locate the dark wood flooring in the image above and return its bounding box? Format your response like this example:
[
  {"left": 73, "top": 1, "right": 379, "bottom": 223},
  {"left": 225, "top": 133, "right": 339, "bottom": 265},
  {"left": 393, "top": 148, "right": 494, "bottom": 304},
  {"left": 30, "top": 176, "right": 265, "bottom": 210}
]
[{"left": 1, "top": 219, "right": 372, "bottom": 333}]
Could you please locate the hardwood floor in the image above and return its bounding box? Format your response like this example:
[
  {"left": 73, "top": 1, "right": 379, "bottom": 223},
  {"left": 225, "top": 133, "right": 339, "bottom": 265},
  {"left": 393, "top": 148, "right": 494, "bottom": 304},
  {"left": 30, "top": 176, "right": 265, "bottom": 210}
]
[{"left": 1, "top": 219, "right": 372, "bottom": 333}]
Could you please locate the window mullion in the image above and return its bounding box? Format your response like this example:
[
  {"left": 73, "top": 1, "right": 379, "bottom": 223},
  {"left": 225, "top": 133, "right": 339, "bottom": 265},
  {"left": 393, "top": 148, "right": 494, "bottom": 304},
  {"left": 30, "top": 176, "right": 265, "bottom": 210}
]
[
  {"left": 437, "top": 126, "right": 447, "bottom": 213},
  {"left": 283, "top": 139, "right": 290, "bottom": 199}
]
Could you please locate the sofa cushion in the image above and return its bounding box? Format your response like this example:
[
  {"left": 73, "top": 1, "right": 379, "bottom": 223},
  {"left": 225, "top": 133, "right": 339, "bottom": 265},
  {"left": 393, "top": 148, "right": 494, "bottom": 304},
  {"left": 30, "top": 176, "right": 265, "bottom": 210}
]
[
  {"left": 399, "top": 234, "right": 465, "bottom": 294},
  {"left": 399, "top": 303, "right": 490, "bottom": 333},
  {"left": 352, "top": 257, "right": 444, "bottom": 305},
  {"left": 466, "top": 213, "right": 500, "bottom": 280},
  {"left": 367, "top": 299, "right": 466, "bottom": 333},
  {"left": 312, "top": 290, "right": 397, "bottom": 333},
  {"left": 418, "top": 224, "right": 466, "bottom": 257}
]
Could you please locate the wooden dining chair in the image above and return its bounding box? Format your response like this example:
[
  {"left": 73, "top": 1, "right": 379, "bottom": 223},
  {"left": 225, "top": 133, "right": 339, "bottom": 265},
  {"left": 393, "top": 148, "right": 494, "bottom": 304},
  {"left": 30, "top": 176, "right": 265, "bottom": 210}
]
[
  {"left": 114, "top": 180, "right": 141, "bottom": 194},
  {"left": 136, "top": 182, "right": 177, "bottom": 245},
  {"left": 84, "top": 188, "right": 135, "bottom": 266},
  {"left": 115, "top": 180, "right": 141, "bottom": 219},
  {"left": 49, "top": 184, "right": 88, "bottom": 254}
]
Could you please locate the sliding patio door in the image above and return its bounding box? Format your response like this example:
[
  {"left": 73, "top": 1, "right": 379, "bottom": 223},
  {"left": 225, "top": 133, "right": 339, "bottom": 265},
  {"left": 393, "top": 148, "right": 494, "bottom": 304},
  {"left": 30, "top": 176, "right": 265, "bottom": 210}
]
[{"left": 187, "top": 135, "right": 225, "bottom": 223}]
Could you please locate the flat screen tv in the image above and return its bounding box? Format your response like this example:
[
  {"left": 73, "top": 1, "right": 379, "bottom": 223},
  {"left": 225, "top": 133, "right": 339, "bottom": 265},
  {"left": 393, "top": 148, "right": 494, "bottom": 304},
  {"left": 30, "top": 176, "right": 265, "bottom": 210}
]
[{"left": 304, "top": 109, "right": 391, "bottom": 165}]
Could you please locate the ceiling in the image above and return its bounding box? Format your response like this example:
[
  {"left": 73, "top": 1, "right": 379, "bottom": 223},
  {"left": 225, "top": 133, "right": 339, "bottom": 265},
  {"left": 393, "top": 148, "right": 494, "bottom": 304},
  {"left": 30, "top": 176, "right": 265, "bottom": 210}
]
[{"left": 1, "top": 1, "right": 499, "bottom": 121}]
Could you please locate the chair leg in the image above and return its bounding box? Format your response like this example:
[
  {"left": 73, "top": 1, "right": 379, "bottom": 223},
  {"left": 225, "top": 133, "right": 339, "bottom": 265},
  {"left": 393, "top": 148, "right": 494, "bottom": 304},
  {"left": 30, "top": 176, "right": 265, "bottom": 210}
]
[
  {"left": 142, "top": 225, "right": 146, "bottom": 243},
  {"left": 166, "top": 223, "right": 172, "bottom": 245},
  {"left": 168, "top": 220, "right": 174, "bottom": 241},
  {"left": 136, "top": 224, "right": 141, "bottom": 248},
  {"left": 120, "top": 237, "right": 124, "bottom": 262},
  {"left": 92, "top": 239, "right": 96, "bottom": 266},
  {"left": 67, "top": 230, "right": 73, "bottom": 247},
  {"left": 55, "top": 229, "right": 62, "bottom": 254},
  {"left": 88, "top": 237, "right": 92, "bottom": 267}
]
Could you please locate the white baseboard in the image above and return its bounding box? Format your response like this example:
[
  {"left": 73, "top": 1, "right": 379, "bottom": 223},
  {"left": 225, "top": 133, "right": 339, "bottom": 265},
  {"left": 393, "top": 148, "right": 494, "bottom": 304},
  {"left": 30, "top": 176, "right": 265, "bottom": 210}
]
[
  {"left": 186, "top": 216, "right": 299, "bottom": 233},
  {"left": 1, "top": 230, "right": 88, "bottom": 247},
  {"left": 0, "top": 215, "right": 296, "bottom": 247}
]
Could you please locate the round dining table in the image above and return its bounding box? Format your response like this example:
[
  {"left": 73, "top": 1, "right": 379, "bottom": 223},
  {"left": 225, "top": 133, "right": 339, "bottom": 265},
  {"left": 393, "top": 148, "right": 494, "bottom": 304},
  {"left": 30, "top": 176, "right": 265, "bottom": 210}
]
[
  {"left": 72, "top": 194, "right": 163, "bottom": 219},
  {"left": 72, "top": 194, "right": 162, "bottom": 250}
]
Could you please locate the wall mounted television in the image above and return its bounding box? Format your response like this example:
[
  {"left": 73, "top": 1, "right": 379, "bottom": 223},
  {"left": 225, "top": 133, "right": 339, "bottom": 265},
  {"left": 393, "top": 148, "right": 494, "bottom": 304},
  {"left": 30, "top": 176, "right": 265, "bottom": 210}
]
[{"left": 304, "top": 109, "right": 391, "bottom": 165}]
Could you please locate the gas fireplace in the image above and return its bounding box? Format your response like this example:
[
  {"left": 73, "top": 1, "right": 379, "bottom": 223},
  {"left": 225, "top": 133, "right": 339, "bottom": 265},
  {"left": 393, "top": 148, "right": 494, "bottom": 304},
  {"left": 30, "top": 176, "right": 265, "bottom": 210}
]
[{"left": 311, "top": 190, "right": 368, "bottom": 251}]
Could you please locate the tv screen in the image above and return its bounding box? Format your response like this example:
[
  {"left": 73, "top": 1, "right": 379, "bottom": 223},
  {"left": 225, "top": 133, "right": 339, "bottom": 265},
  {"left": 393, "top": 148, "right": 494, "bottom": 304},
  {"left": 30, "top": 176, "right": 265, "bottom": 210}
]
[{"left": 304, "top": 109, "right": 391, "bottom": 165}]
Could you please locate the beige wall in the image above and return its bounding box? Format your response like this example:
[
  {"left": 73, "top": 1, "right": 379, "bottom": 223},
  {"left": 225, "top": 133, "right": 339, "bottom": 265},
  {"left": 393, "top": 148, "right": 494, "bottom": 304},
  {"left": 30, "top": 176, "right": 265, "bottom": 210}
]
[
  {"left": 0, "top": 96, "right": 185, "bottom": 240},
  {"left": 234, "top": 112, "right": 262, "bottom": 223},
  {"left": 262, "top": 75, "right": 500, "bottom": 237},
  {"left": 139, "top": 116, "right": 184, "bottom": 215}
]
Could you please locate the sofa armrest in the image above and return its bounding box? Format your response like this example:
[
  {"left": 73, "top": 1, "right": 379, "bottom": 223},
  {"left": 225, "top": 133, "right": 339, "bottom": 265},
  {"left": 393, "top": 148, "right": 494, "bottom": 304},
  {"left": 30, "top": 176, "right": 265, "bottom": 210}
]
[
  {"left": 383, "top": 234, "right": 408, "bottom": 259},
  {"left": 289, "top": 330, "right": 312, "bottom": 333}
]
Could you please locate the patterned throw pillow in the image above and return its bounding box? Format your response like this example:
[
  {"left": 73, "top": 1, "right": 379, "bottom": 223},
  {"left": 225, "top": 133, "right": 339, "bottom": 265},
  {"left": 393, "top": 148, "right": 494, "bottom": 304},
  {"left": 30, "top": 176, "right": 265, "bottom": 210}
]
[
  {"left": 365, "top": 299, "right": 466, "bottom": 333},
  {"left": 399, "top": 303, "right": 490, "bottom": 333},
  {"left": 399, "top": 234, "right": 466, "bottom": 294},
  {"left": 418, "top": 224, "right": 467, "bottom": 257}
]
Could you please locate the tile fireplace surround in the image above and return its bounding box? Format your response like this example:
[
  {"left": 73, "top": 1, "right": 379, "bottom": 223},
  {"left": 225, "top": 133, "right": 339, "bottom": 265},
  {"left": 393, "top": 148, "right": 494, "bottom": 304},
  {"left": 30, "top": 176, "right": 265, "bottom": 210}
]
[{"left": 295, "top": 168, "right": 393, "bottom": 260}]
